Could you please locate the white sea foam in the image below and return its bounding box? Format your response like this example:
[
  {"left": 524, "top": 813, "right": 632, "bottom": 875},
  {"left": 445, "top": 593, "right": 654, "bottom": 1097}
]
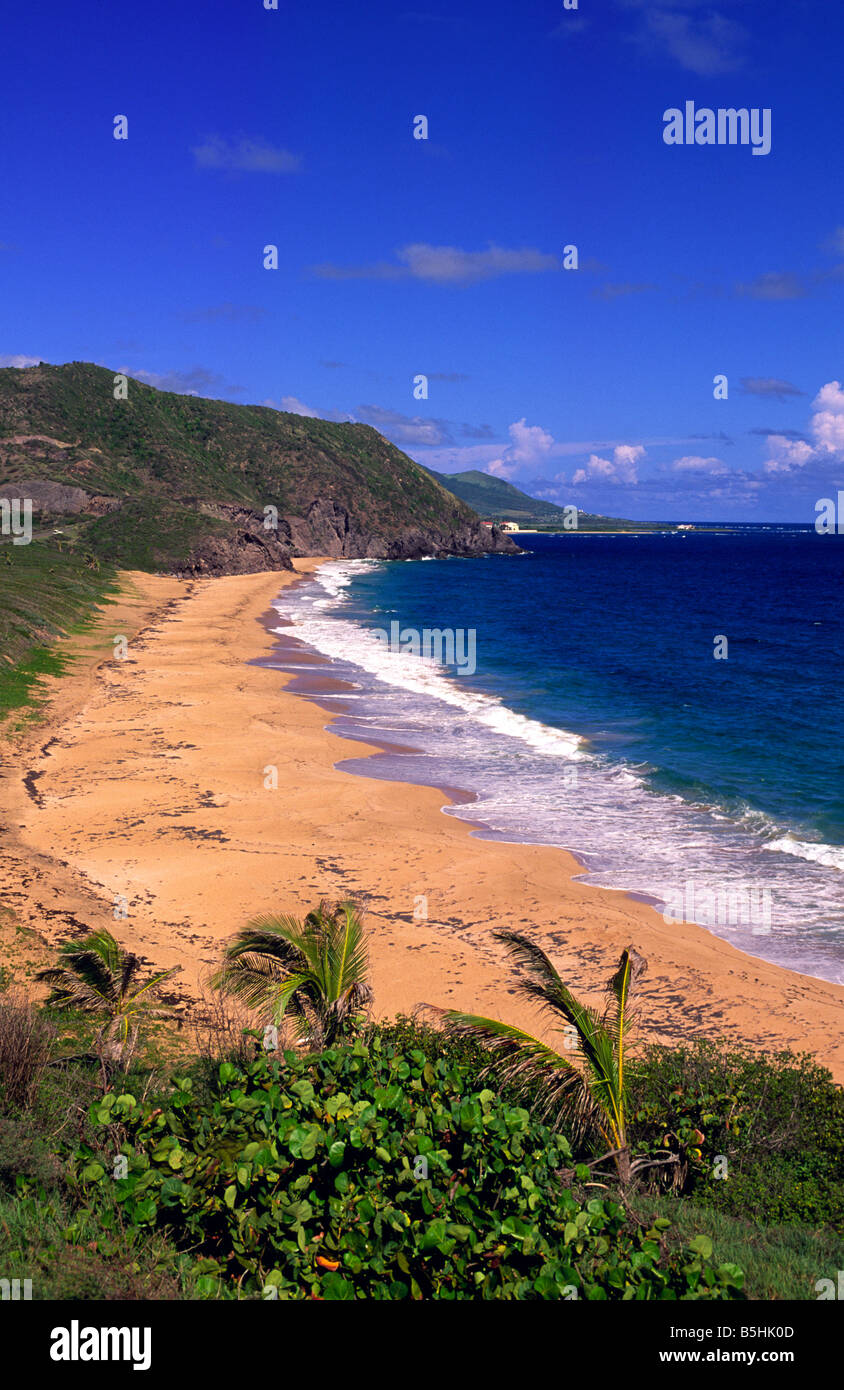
[
  {"left": 764, "top": 835, "right": 844, "bottom": 872},
  {"left": 269, "top": 559, "right": 844, "bottom": 985},
  {"left": 274, "top": 561, "right": 585, "bottom": 760}
]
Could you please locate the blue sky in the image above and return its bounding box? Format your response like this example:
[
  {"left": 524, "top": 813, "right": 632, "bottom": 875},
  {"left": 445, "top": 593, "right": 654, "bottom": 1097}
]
[{"left": 2, "top": 0, "right": 843, "bottom": 521}]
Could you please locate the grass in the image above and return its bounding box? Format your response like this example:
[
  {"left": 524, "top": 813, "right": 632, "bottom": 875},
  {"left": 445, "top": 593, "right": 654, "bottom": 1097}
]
[
  {"left": 631, "top": 1193, "right": 844, "bottom": 1301},
  {"left": 0, "top": 1186, "right": 196, "bottom": 1300},
  {"left": 0, "top": 536, "right": 118, "bottom": 722},
  {"left": 0, "top": 991, "right": 197, "bottom": 1299}
]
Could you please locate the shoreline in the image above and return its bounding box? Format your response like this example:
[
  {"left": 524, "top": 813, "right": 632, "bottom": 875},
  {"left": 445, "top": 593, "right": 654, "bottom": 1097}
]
[
  {"left": 1, "top": 563, "right": 842, "bottom": 1079},
  {"left": 258, "top": 606, "right": 663, "bottom": 898},
  {"left": 261, "top": 571, "right": 839, "bottom": 980}
]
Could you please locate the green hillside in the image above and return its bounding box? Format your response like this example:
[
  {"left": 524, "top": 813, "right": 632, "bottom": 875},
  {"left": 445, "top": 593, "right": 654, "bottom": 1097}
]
[
  {"left": 0, "top": 363, "right": 515, "bottom": 566},
  {"left": 424, "top": 467, "right": 676, "bottom": 532},
  {"left": 0, "top": 362, "right": 515, "bottom": 720}
]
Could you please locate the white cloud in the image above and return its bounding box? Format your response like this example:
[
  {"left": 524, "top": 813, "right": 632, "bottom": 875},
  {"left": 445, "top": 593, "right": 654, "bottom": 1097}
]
[
  {"left": 672, "top": 455, "right": 727, "bottom": 474},
  {"left": 614, "top": 444, "right": 646, "bottom": 470},
  {"left": 758, "top": 381, "right": 844, "bottom": 473},
  {"left": 486, "top": 418, "right": 556, "bottom": 479},
  {"left": 811, "top": 380, "right": 844, "bottom": 454},
  {"left": 279, "top": 395, "right": 320, "bottom": 417},
  {"left": 813, "top": 381, "right": 844, "bottom": 413},
  {"left": 762, "top": 435, "right": 815, "bottom": 474},
  {"left": 487, "top": 458, "right": 518, "bottom": 479},
  {"left": 191, "top": 136, "right": 301, "bottom": 173},
  {"left": 0, "top": 354, "right": 43, "bottom": 368},
  {"left": 314, "top": 243, "right": 560, "bottom": 285},
  {"left": 572, "top": 444, "right": 645, "bottom": 485}
]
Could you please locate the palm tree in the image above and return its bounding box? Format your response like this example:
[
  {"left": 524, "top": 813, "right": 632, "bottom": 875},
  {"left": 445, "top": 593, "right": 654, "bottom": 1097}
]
[
  {"left": 36, "top": 929, "right": 181, "bottom": 1071},
  {"left": 211, "top": 900, "right": 372, "bottom": 1050},
  {"left": 436, "top": 933, "right": 647, "bottom": 1183}
]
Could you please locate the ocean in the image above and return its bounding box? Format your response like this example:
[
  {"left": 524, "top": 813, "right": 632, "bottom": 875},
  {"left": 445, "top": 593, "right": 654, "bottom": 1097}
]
[{"left": 269, "top": 527, "right": 844, "bottom": 986}]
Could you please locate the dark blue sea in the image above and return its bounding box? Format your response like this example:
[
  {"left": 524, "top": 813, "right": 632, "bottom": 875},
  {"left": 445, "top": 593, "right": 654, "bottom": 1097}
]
[{"left": 271, "top": 527, "right": 844, "bottom": 984}]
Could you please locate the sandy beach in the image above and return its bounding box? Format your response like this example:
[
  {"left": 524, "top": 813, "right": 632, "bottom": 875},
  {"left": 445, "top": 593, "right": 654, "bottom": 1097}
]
[{"left": 1, "top": 563, "right": 842, "bottom": 1079}]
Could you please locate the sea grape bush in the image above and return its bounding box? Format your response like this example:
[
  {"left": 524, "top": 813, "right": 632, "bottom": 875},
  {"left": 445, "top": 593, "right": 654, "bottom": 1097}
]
[{"left": 71, "top": 1036, "right": 744, "bottom": 1300}]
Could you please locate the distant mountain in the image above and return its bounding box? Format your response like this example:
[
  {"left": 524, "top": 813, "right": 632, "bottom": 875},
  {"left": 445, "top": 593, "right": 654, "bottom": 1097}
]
[
  {"left": 0, "top": 363, "right": 518, "bottom": 575},
  {"left": 423, "top": 467, "right": 674, "bottom": 532}
]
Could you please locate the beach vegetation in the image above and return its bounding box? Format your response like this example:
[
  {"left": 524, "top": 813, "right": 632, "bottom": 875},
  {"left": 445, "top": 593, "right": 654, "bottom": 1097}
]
[
  {"left": 628, "top": 1038, "right": 844, "bottom": 1231},
  {"left": 67, "top": 1036, "right": 743, "bottom": 1300},
  {"left": 35, "top": 928, "right": 181, "bottom": 1073},
  {"left": 211, "top": 899, "right": 372, "bottom": 1050},
  {"left": 436, "top": 933, "right": 655, "bottom": 1184},
  {"left": 0, "top": 533, "right": 118, "bottom": 723},
  {"left": 629, "top": 1192, "right": 843, "bottom": 1302},
  {"left": 1, "top": 942, "right": 841, "bottom": 1299}
]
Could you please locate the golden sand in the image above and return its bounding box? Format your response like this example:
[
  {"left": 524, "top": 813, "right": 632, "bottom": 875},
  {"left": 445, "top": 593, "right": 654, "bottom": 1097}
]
[{"left": 2, "top": 564, "right": 842, "bottom": 1078}]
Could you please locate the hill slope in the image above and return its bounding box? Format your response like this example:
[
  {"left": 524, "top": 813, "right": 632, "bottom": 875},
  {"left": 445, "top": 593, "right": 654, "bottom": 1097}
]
[
  {"left": 0, "top": 362, "right": 518, "bottom": 573},
  {"left": 424, "top": 467, "right": 675, "bottom": 532},
  {"left": 0, "top": 363, "right": 517, "bottom": 719}
]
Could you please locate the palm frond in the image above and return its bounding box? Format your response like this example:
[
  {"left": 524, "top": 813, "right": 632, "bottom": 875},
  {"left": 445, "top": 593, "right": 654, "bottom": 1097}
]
[
  {"left": 492, "top": 931, "right": 568, "bottom": 1008},
  {"left": 36, "top": 929, "right": 181, "bottom": 1066},
  {"left": 323, "top": 900, "right": 369, "bottom": 1000},
  {"left": 36, "top": 950, "right": 116, "bottom": 1010},
  {"left": 221, "top": 914, "right": 319, "bottom": 967},
  {"left": 439, "top": 1008, "right": 592, "bottom": 1134},
  {"left": 493, "top": 932, "right": 605, "bottom": 1044},
  {"left": 76, "top": 929, "right": 124, "bottom": 975},
  {"left": 126, "top": 964, "right": 182, "bottom": 1010},
  {"left": 434, "top": 933, "right": 648, "bottom": 1176},
  {"left": 605, "top": 947, "right": 647, "bottom": 1103},
  {"left": 35, "top": 969, "right": 109, "bottom": 1014},
  {"left": 214, "top": 953, "right": 313, "bottom": 1021},
  {"left": 212, "top": 900, "right": 371, "bottom": 1048},
  {"left": 118, "top": 953, "right": 141, "bottom": 1002},
  {"left": 492, "top": 930, "right": 622, "bottom": 1135}
]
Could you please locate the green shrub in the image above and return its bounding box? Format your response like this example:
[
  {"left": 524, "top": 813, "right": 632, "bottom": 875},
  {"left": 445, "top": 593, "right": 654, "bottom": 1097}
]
[
  {"left": 629, "top": 1039, "right": 844, "bottom": 1230},
  {"left": 71, "top": 1036, "right": 743, "bottom": 1300},
  {"left": 367, "top": 1014, "right": 493, "bottom": 1071}
]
